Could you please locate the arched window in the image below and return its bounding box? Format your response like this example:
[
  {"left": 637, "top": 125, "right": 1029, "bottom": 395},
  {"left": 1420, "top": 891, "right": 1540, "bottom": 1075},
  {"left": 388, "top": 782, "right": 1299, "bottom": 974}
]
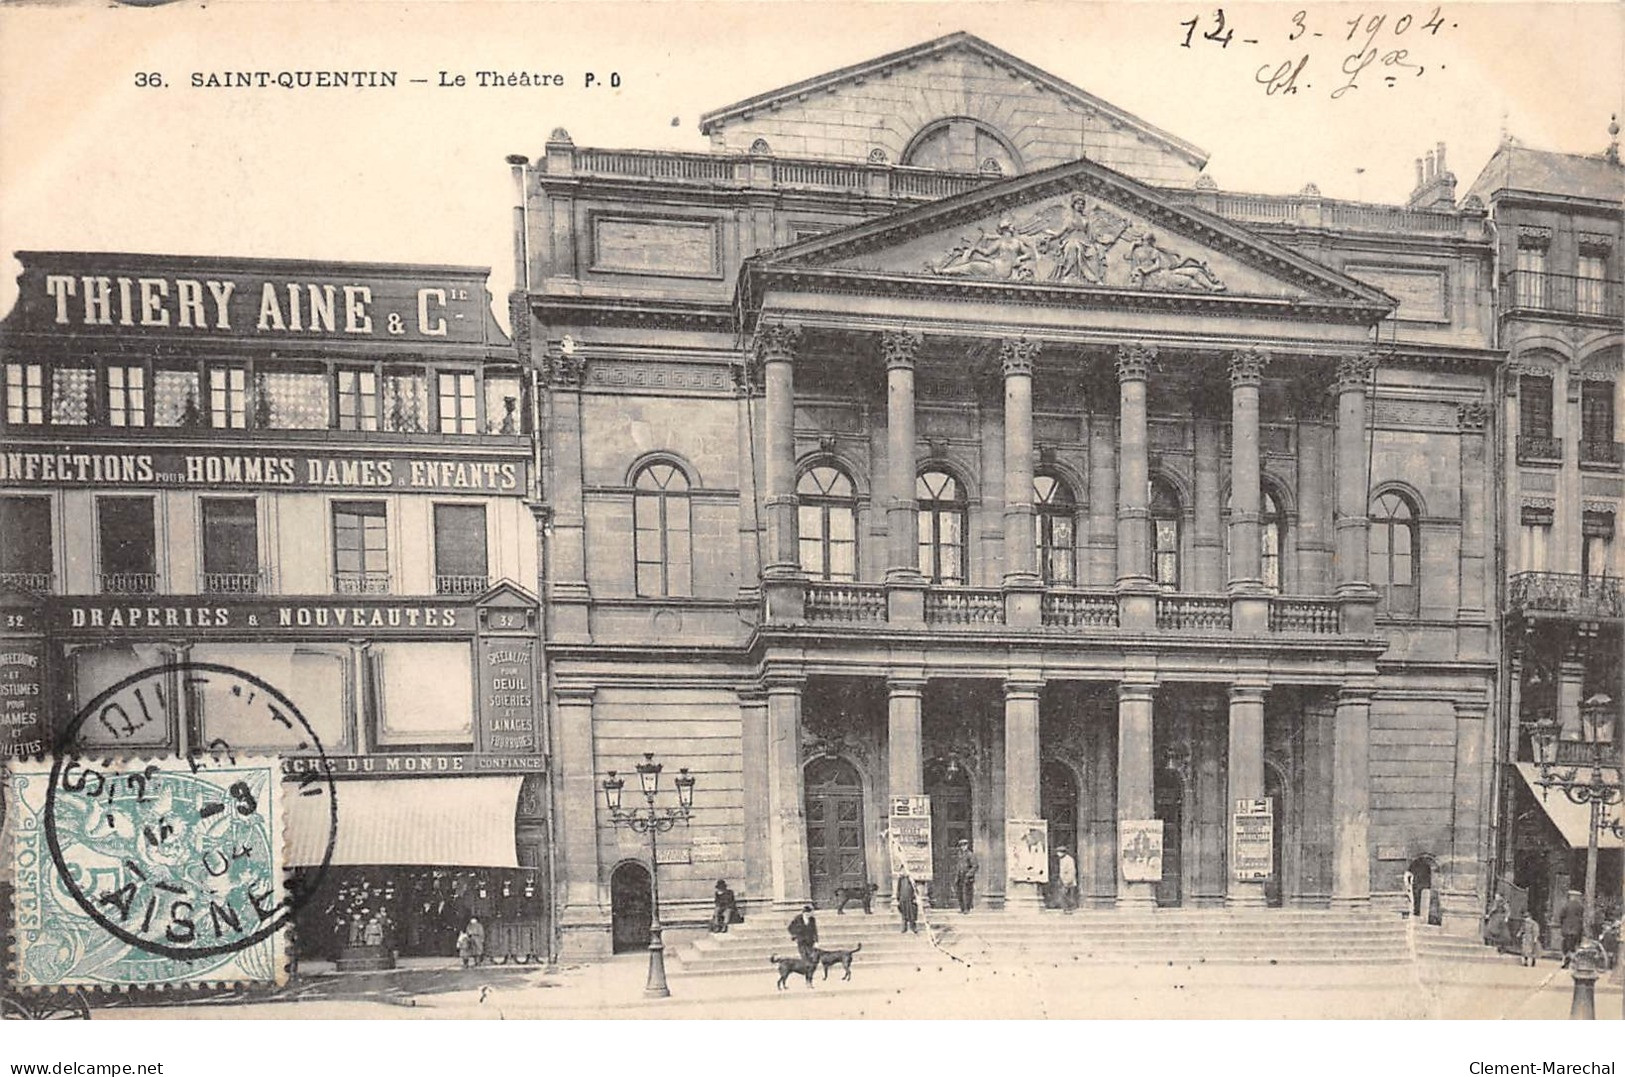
[
  {"left": 797, "top": 465, "right": 857, "bottom": 582},
  {"left": 1224, "top": 487, "right": 1286, "bottom": 592},
  {"left": 917, "top": 469, "right": 967, "bottom": 585},
  {"left": 633, "top": 461, "right": 691, "bottom": 597},
  {"left": 1034, "top": 474, "right": 1077, "bottom": 584},
  {"left": 901, "top": 118, "right": 1021, "bottom": 175},
  {"left": 1150, "top": 478, "right": 1181, "bottom": 589},
  {"left": 1369, "top": 490, "right": 1419, "bottom": 617}
]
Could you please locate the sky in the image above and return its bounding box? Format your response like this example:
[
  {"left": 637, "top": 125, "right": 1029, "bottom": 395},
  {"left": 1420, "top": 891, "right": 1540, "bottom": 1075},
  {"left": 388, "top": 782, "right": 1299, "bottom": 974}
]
[{"left": 0, "top": 0, "right": 1621, "bottom": 325}]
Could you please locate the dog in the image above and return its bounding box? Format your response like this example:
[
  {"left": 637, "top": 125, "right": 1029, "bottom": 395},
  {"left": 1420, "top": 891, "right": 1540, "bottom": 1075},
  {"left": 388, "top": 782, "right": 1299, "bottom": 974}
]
[
  {"left": 815, "top": 942, "right": 862, "bottom": 981},
  {"left": 770, "top": 953, "right": 817, "bottom": 989},
  {"left": 833, "top": 883, "right": 878, "bottom": 914}
]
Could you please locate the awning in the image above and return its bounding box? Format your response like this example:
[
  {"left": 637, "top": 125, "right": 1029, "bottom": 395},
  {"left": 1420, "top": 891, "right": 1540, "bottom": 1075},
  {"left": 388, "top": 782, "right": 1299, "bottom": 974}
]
[
  {"left": 1515, "top": 763, "right": 1623, "bottom": 850},
  {"left": 285, "top": 776, "right": 524, "bottom": 868}
]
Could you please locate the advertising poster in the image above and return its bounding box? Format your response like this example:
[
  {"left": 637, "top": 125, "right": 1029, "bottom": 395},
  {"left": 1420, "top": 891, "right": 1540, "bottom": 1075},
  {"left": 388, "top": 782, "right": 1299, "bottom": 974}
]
[
  {"left": 1006, "top": 818, "right": 1049, "bottom": 883},
  {"left": 888, "top": 794, "right": 932, "bottom": 880},
  {"left": 1119, "top": 819, "right": 1164, "bottom": 883},
  {"left": 1232, "top": 798, "right": 1275, "bottom": 881}
]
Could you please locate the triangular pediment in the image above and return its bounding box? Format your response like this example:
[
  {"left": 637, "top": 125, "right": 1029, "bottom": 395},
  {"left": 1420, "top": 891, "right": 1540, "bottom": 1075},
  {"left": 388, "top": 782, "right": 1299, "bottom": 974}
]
[{"left": 753, "top": 158, "right": 1394, "bottom": 315}]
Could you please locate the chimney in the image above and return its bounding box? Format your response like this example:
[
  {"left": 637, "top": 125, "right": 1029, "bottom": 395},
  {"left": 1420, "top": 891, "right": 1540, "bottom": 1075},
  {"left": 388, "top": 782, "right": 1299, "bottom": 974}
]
[
  {"left": 1415, "top": 158, "right": 1424, "bottom": 188},
  {"left": 1407, "top": 141, "right": 1457, "bottom": 210}
]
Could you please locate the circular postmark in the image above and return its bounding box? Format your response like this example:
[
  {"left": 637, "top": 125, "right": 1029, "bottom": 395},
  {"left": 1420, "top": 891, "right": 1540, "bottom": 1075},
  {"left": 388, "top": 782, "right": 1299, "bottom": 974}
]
[{"left": 43, "top": 661, "right": 337, "bottom": 962}]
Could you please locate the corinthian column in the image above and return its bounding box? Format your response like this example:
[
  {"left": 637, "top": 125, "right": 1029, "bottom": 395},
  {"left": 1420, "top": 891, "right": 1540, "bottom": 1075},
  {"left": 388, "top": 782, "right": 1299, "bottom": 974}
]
[
  {"left": 1116, "top": 343, "right": 1156, "bottom": 631},
  {"left": 882, "top": 329, "right": 926, "bottom": 625},
  {"left": 1002, "top": 337, "right": 1043, "bottom": 627},
  {"left": 1334, "top": 352, "right": 1379, "bottom": 634},
  {"left": 758, "top": 322, "right": 804, "bottom": 622},
  {"left": 1229, "top": 349, "right": 1271, "bottom": 634}
]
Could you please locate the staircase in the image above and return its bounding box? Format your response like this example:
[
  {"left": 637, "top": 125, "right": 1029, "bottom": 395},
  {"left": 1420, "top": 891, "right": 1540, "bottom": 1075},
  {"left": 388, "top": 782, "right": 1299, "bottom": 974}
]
[
  {"left": 672, "top": 906, "right": 1413, "bottom": 976},
  {"left": 1411, "top": 922, "right": 1532, "bottom": 966}
]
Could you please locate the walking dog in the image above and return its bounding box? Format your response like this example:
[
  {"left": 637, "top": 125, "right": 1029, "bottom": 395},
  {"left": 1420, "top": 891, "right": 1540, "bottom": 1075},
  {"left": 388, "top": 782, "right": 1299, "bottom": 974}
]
[
  {"left": 833, "top": 883, "right": 879, "bottom": 914},
  {"left": 815, "top": 942, "right": 863, "bottom": 980},
  {"left": 770, "top": 953, "right": 817, "bottom": 989}
]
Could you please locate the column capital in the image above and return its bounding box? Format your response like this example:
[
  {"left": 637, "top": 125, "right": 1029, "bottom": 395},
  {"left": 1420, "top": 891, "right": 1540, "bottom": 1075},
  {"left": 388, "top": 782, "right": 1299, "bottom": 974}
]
[
  {"left": 1228, "top": 683, "right": 1270, "bottom": 705},
  {"left": 880, "top": 327, "right": 924, "bottom": 371},
  {"left": 1457, "top": 398, "right": 1492, "bottom": 432},
  {"left": 1117, "top": 681, "right": 1157, "bottom": 704},
  {"left": 1000, "top": 335, "right": 1042, "bottom": 378},
  {"left": 886, "top": 675, "right": 926, "bottom": 697},
  {"left": 544, "top": 338, "right": 587, "bottom": 388},
  {"left": 1335, "top": 351, "right": 1379, "bottom": 393},
  {"left": 753, "top": 321, "right": 802, "bottom": 364},
  {"left": 1115, "top": 342, "right": 1157, "bottom": 383},
  {"left": 554, "top": 684, "right": 598, "bottom": 705},
  {"left": 732, "top": 356, "right": 764, "bottom": 397},
  {"left": 1228, "top": 348, "right": 1271, "bottom": 390},
  {"left": 1336, "top": 684, "right": 1376, "bottom": 705},
  {"left": 736, "top": 684, "right": 769, "bottom": 705},
  {"left": 764, "top": 672, "right": 808, "bottom": 693},
  {"left": 1003, "top": 678, "right": 1045, "bottom": 700}
]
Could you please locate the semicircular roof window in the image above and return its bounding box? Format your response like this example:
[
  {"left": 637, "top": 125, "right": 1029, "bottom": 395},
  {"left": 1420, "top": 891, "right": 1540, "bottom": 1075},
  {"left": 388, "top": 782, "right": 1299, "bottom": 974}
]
[{"left": 902, "top": 118, "right": 1021, "bottom": 175}]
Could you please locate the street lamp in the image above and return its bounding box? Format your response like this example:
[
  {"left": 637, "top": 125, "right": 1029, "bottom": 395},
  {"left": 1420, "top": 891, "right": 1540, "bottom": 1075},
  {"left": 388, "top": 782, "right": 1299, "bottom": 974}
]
[
  {"left": 1528, "top": 693, "right": 1623, "bottom": 1021},
  {"left": 602, "top": 753, "right": 696, "bottom": 999}
]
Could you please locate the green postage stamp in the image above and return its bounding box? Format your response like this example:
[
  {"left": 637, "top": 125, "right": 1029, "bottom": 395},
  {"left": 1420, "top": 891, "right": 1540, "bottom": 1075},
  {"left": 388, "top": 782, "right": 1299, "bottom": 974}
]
[{"left": 6, "top": 755, "right": 287, "bottom": 988}]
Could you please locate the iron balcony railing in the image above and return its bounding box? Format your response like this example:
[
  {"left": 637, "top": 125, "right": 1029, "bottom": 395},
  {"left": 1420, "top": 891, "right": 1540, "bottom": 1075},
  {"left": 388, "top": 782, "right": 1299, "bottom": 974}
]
[
  {"left": 0, "top": 572, "right": 53, "bottom": 594},
  {"left": 99, "top": 572, "right": 158, "bottom": 595},
  {"left": 1504, "top": 271, "right": 1624, "bottom": 319},
  {"left": 1516, "top": 434, "right": 1563, "bottom": 464},
  {"left": 1579, "top": 439, "right": 1624, "bottom": 469},
  {"left": 333, "top": 572, "right": 391, "bottom": 595},
  {"left": 434, "top": 574, "right": 491, "bottom": 597},
  {"left": 1508, "top": 572, "right": 1623, "bottom": 620},
  {"left": 202, "top": 570, "right": 267, "bottom": 595}
]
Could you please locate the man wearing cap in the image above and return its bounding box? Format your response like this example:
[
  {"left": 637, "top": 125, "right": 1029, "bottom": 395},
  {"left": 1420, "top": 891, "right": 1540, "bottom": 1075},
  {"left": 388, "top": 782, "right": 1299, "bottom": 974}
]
[
  {"left": 1055, "top": 845, "right": 1079, "bottom": 913},
  {"left": 953, "top": 838, "right": 979, "bottom": 914},
  {"left": 788, "top": 903, "right": 819, "bottom": 960}
]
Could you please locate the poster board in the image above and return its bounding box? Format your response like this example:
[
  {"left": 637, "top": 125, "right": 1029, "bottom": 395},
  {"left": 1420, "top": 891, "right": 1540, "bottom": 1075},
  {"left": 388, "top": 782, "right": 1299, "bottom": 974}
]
[
  {"left": 888, "top": 794, "right": 932, "bottom": 881},
  {"left": 1120, "top": 819, "right": 1164, "bottom": 883},
  {"left": 1231, "top": 798, "right": 1274, "bottom": 881},
  {"left": 1006, "top": 818, "right": 1049, "bottom": 883}
]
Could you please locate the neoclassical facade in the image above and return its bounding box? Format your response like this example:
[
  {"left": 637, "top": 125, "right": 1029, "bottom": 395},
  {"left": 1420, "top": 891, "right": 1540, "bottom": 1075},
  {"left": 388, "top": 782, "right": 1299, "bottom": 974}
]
[{"left": 514, "top": 32, "right": 1506, "bottom": 959}]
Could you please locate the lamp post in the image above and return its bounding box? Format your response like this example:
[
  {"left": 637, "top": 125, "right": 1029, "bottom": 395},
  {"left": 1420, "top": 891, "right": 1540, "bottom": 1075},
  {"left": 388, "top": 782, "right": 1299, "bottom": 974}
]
[
  {"left": 602, "top": 752, "right": 696, "bottom": 999},
  {"left": 1528, "top": 694, "right": 1623, "bottom": 1021}
]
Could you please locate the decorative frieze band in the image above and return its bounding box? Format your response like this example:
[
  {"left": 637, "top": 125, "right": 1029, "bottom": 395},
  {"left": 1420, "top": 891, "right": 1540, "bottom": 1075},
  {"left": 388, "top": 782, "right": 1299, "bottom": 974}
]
[{"left": 585, "top": 359, "right": 734, "bottom": 393}]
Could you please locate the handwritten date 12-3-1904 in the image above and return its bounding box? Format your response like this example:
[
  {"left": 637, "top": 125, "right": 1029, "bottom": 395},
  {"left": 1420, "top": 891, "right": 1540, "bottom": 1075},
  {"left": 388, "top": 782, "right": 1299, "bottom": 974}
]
[{"left": 1178, "top": 7, "right": 1458, "bottom": 100}]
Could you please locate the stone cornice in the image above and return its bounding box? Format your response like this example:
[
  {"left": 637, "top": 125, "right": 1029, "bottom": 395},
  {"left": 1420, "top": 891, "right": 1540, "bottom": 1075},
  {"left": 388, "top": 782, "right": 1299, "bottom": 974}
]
[{"left": 528, "top": 294, "right": 735, "bottom": 333}]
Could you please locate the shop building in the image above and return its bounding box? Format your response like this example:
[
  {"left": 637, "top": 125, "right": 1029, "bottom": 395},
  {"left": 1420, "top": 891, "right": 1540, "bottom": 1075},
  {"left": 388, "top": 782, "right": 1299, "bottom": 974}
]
[
  {"left": 0, "top": 252, "right": 550, "bottom": 967},
  {"left": 513, "top": 32, "right": 1505, "bottom": 959}
]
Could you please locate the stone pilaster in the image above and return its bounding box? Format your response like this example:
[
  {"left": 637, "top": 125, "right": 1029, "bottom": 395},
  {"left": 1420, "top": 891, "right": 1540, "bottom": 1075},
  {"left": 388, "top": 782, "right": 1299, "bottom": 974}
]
[
  {"left": 766, "top": 673, "right": 810, "bottom": 908},
  {"left": 737, "top": 685, "right": 772, "bottom": 908},
  {"left": 546, "top": 340, "right": 591, "bottom": 643},
  {"left": 554, "top": 685, "right": 604, "bottom": 958},
  {"left": 1331, "top": 685, "right": 1373, "bottom": 907}
]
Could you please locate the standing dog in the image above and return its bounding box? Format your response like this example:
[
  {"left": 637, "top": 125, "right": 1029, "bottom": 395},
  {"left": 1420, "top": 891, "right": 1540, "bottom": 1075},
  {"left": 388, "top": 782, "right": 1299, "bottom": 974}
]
[
  {"left": 815, "top": 942, "right": 863, "bottom": 980},
  {"left": 833, "top": 883, "right": 879, "bottom": 914},
  {"left": 770, "top": 953, "right": 817, "bottom": 989}
]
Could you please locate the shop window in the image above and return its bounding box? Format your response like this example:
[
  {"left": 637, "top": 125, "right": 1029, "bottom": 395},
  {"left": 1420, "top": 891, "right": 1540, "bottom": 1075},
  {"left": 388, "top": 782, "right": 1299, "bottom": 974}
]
[
  {"left": 259, "top": 368, "right": 331, "bottom": 430},
  {"left": 633, "top": 461, "right": 692, "bottom": 597},
  {"left": 438, "top": 372, "right": 478, "bottom": 435},
  {"left": 190, "top": 643, "right": 350, "bottom": 752},
  {"left": 916, "top": 469, "right": 967, "bottom": 585},
  {"left": 4, "top": 362, "right": 45, "bottom": 424},
  {"left": 51, "top": 365, "right": 95, "bottom": 425},
  {"left": 336, "top": 369, "right": 379, "bottom": 431},
  {"left": 333, "top": 501, "right": 389, "bottom": 594},
  {"left": 153, "top": 367, "right": 203, "bottom": 427},
  {"left": 484, "top": 373, "right": 524, "bottom": 435},
  {"left": 1150, "top": 478, "right": 1181, "bottom": 589},
  {"left": 105, "top": 364, "right": 147, "bottom": 427},
  {"left": 68, "top": 643, "right": 172, "bottom": 747},
  {"left": 381, "top": 370, "right": 429, "bottom": 433},
  {"left": 210, "top": 366, "right": 248, "bottom": 429},
  {"left": 97, "top": 496, "right": 156, "bottom": 594},
  {"left": 1034, "top": 473, "right": 1076, "bottom": 585},
  {"left": 1370, "top": 489, "right": 1420, "bottom": 617},
  {"left": 1582, "top": 510, "right": 1616, "bottom": 582},
  {"left": 797, "top": 464, "right": 857, "bottom": 582},
  {"left": 433, "top": 503, "right": 489, "bottom": 595},
  {"left": 201, "top": 498, "right": 261, "bottom": 593},
  {"left": 0, "top": 496, "right": 53, "bottom": 590},
  {"left": 369, "top": 641, "right": 475, "bottom": 747}
]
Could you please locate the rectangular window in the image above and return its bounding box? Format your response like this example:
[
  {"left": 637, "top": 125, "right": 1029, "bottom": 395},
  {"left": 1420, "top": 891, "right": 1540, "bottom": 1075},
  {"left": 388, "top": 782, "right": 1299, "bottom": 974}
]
[
  {"left": 336, "top": 369, "right": 378, "bottom": 431},
  {"left": 0, "top": 496, "right": 53, "bottom": 587},
  {"left": 438, "top": 371, "right": 478, "bottom": 434},
  {"left": 201, "top": 498, "right": 260, "bottom": 592},
  {"left": 51, "top": 366, "right": 95, "bottom": 425},
  {"left": 209, "top": 366, "right": 248, "bottom": 428},
  {"left": 332, "top": 501, "right": 389, "bottom": 593},
  {"left": 1581, "top": 380, "right": 1616, "bottom": 445},
  {"left": 1520, "top": 375, "right": 1554, "bottom": 440},
  {"left": 484, "top": 373, "right": 523, "bottom": 434},
  {"left": 97, "top": 496, "right": 156, "bottom": 593},
  {"left": 153, "top": 368, "right": 202, "bottom": 427},
  {"left": 370, "top": 641, "right": 475, "bottom": 747},
  {"left": 1582, "top": 511, "right": 1616, "bottom": 581},
  {"left": 5, "top": 363, "right": 45, "bottom": 424},
  {"left": 106, "top": 364, "right": 147, "bottom": 427},
  {"left": 380, "top": 370, "right": 428, "bottom": 432},
  {"left": 1578, "top": 254, "right": 1607, "bottom": 316},
  {"left": 433, "top": 504, "right": 489, "bottom": 595},
  {"left": 1516, "top": 246, "right": 1547, "bottom": 307},
  {"left": 259, "top": 369, "right": 331, "bottom": 429},
  {"left": 1154, "top": 520, "right": 1179, "bottom": 588},
  {"left": 1520, "top": 504, "right": 1554, "bottom": 572}
]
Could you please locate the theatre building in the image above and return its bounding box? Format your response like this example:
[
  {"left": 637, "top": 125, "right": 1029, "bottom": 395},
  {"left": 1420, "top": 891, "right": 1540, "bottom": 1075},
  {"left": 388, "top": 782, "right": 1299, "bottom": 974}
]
[
  {"left": 516, "top": 32, "right": 1503, "bottom": 959},
  {"left": 0, "top": 252, "right": 550, "bottom": 967}
]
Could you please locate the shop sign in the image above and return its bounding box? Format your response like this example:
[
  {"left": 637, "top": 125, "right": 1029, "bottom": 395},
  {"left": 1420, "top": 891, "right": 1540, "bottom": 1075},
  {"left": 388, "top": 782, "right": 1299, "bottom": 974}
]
[
  {"left": 13, "top": 257, "right": 493, "bottom": 346},
  {"left": 888, "top": 795, "right": 932, "bottom": 880},
  {"left": 0, "top": 446, "right": 526, "bottom": 494},
  {"left": 0, "top": 639, "right": 48, "bottom": 758},
  {"left": 1006, "top": 818, "right": 1049, "bottom": 884},
  {"left": 478, "top": 638, "right": 538, "bottom": 754},
  {"left": 1231, "top": 798, "right": 1274, "bottom": 881},
  {"left": 1119, "top": 819, "right": 1164, "bottom": 883},
  {"left": 690, "top": 837, "right": 728, "bottom": 863},
  {"left": 281, "top": 754, "right": 544, "bottom": 779},
  {"left": 51, "top": 597, "right": 473, "bottom": 635}
]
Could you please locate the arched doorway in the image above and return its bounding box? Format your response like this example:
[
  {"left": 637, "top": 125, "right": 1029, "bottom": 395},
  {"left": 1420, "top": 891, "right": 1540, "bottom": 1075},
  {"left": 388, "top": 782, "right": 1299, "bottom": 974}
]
[
  {"left": 805, "top": 756, "right": 868, "bottom": 908},
  {"left": 1154, "top": 767, "right": 1183, "bottom": 907},
  {"left": 926, "top": 759, "right": 973, "bottom": 908},
  {"left": 1264, "top": 762, "right": 1287, "bottom": 908},
  {"left": 1041, "top": 760, "right": 1079, "bottom": 907},
  {"left": 610, "top": 861, "right": 652, "bottom": 953}
]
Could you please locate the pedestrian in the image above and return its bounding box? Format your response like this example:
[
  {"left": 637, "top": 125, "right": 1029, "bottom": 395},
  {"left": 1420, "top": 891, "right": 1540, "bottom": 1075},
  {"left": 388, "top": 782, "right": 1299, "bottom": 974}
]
[
  {"left": 1520, "top": 914, "right": 1541, "bottom": 967},
  {"left": 896, "top": 872, "right": 919, "bottom": 934},
  {"left": 788, "top": 903, "right": 819, "bottom": 960},
  {"left": 711, "top": 879, "right": 738, "bottom": 933},
  {"left": 953, "top": 838, "right": 978, "bottom": 914},
  {"left": 459, "top": 915, "right": 486, "bottom": 968},
  {"left": 1558, "top": 891, "right": 1585, "bottom": 967},
  {"left": 1055, "top": 845, "right": 1079, "bottom": 913}
]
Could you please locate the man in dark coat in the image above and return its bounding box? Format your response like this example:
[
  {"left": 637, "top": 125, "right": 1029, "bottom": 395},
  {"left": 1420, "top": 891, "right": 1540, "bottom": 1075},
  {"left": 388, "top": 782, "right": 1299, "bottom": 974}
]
[
  {"left": 953, "top": 839, "right": 978, "bottom": 914},
  {"left": 1558, "top": 891, "right": 1586, "bottom": 967},
  {"left": 895, "top": 873, "right": 919, "bottom": 934},
  {"left": 788, "top": 904, "right": 819, "bottom": 960}
]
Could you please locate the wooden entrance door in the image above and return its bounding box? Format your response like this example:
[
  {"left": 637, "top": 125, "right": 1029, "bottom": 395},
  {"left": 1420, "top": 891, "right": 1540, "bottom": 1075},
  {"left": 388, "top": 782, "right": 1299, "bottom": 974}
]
[
  {"left": 610, "top": 862, "right": 651, "bottom": 953},
  {"left": 927, "top": 765, "right": 972, "bottom": 907},
  {"left": 805, "top": 757, "right": 868, "bottom": 908},
  {"left": 1154, "top": 767, "right": 1183, "bottom": 907}
]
